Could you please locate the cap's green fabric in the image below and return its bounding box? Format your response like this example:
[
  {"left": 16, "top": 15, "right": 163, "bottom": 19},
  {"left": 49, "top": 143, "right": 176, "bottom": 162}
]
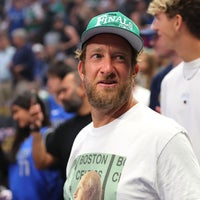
[{"left": 81, "top": 11, "right": 143, "bottom": 53}]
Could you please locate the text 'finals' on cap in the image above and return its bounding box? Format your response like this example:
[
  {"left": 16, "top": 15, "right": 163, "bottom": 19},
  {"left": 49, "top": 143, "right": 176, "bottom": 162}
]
[{"left": 81, "top": 11, "right": 144, "bottom": 53}]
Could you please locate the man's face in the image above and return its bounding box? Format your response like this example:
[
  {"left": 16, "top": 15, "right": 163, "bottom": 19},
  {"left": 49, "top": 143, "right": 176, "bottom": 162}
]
[
  {"left": 78, "top": 34, "right": 137, "bottom": 111},
  {"left": 58, "top": 73, "right": 82, "bottom": 113},
  {"left": 152, "top": 12, "right": 177, "bottom": 49}
]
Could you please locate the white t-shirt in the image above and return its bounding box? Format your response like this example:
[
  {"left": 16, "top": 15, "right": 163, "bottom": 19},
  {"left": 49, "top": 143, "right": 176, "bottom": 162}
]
[
  {"left": 161, "top": 59, "right": 200, "bottom": 163},
  {"left": 133, "top": 85, "right": 150, "bottom": 106},
  {"left": 64, "top": 103, "right": 200, "bottom": 200}
]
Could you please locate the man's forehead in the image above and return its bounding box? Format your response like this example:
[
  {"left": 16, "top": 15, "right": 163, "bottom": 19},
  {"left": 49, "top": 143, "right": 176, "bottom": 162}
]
[{"left": 86, "top": 33, "right": 132, "bottom": 50}]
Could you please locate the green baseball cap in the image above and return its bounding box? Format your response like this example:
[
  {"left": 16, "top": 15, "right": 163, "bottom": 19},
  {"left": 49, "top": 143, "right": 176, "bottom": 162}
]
[{"left": 81, "top": 11, "right": 143, "bottom": 53}]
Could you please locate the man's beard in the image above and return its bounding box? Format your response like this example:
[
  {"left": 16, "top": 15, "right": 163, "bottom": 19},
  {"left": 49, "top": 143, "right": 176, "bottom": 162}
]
[
  {"left": 83, "top": 74, "right": 133, "bottom": 111},
  {"left": 62, "top": 93, "right": 82, "bottom": 113}
]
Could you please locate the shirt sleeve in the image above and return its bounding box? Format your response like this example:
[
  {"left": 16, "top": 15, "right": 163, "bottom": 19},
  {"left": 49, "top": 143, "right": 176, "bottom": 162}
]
[
  {"left": 157, "top": 133, "right": 200, "bottom": 199},
  {"left": 45, "top": 129, "right": 59, "bottom": 158}
]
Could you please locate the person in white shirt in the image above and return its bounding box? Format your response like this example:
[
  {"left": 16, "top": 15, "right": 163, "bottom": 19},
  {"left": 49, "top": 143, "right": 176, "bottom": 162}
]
[
  {"left": 148, "top": 0, "right": 200, "bottom": 163},
  {"left": 0, "top": 31, "right": 16, "bottom": 107}
]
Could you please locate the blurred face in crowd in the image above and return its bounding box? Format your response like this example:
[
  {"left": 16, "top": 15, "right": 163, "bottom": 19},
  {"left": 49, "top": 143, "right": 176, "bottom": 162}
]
[
  {"left": 58, "top": 73, "right": 83, "bottom": 113},
  {"left": 0, "top": 35, "right": 10, "bottom": 50},
  {"left": 12, "top": 105, "right": 31, "bottom": 128},
  {"left": 47, "top": 74, "right": 63, "bottom": 104},
  {"left": 47, "top": 74, "right": 62, "bottom": 95},
  {"left": 13, "top": 0, "right": 24, "bottom": 9},
  {"left": 138, "top": 51, "right": 156, "bottom": 74},
  {"left": 12, "top": 34, "right": 26, "bottom": 48},
  {"left": 45, "top": 44, "right": 58, "bottom": 59},
  {"left": 53, "top": 19, "right": 64, "bottom": 30},
  {"left": 78, "top": 34, "right": 138, "bottom": 111}
]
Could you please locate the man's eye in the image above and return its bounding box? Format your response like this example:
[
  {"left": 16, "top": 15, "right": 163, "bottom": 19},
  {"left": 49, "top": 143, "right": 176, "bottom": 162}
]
[
  {"left": 92, "top": 54, "right": 102, "bottom": 59},
  {"left": 115, "top": 55, "right": 125, "bottom": 60}
]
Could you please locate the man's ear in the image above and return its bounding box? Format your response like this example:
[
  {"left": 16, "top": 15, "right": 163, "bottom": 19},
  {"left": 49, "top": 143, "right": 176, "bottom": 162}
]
[
  {"left": 133, "top": 63, "right": 139, "bottom": 79},
  {"left": 174, "top": 14, "right": 183, "bottom": 31},
  {"left": 78, "top": 61, "right": 84, "bottom": 81}
]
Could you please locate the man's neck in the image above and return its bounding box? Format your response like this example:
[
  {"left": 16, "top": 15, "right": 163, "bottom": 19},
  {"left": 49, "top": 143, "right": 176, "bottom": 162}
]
[
  {"left": 176, "top": 35, "right": 200, "bottom": 62},
  {"left": 170, "top": 53, "right": 182, "bottom": 67},
  {"left": 91, "top": 98, "right": 137, "bottom": 128}
]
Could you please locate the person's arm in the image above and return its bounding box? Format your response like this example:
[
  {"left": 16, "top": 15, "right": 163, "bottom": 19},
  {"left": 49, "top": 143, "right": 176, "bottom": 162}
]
[
  {"left": 157, "top": 132, "right": 200, "bottom": 199},
  {"left": 59, "top": 25, "right": 80, "bottom": 51},
  {"left": 30, "top": 103, "right": 56, "bottom": 169},
  {"left": 0, "top": 144, "right": 9, "bottom": 185},
  {"left": 32, "top": 131, "right": 56, "bottom": 169}
]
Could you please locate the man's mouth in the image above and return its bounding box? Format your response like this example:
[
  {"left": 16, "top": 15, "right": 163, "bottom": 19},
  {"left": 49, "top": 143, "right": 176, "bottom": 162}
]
[
  {"left": 98, "top": 80, "right": 118, "bottom": 84},
  {"left": 96, "top": 80, "right": 118, "bottom": 89}
]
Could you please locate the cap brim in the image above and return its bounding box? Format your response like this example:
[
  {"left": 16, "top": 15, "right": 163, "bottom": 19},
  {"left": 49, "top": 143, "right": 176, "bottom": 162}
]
[{"left": 81, "top": 27, "right": 143, "bottom": 53}]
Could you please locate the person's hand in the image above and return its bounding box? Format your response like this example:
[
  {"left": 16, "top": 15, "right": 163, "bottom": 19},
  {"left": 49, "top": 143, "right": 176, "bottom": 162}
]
[
  {"left": 0, "top": 186, "right": 12, "bottom": 200},
  {"left": 12, "top": 64, "right": 24, "bottom": 80},
  {"left": 29, "top": 103, "right": 44, "bottom": 133},
  {"left": 155, "top": 106, "right": 161, "bottom": 113}
]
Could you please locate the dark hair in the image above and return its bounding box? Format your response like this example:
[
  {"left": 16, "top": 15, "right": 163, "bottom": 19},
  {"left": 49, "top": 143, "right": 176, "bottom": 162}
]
[
  {"left": 9, "top": 91, "right": 50, "bottom": 163},
  {"left": 47, "top": 61, "right": 73, "bottom": 80},
  {"left": 166, "top": 0, "right": 200, "bottom": 39}
]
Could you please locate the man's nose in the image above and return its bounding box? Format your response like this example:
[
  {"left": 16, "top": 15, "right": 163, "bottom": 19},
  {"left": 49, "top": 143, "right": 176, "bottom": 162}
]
[{"left": 101, "top": 56, "right": 114, "bottom": 73}]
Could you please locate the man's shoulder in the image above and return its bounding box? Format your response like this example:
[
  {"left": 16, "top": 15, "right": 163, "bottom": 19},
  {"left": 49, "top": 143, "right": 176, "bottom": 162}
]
[
  {"left": 163, "top": 62, "right": 183, "bottom": 80},
  {"left": 55, "top": 114, "right": 92, "bottom": 132},
  {"left": 131, "top": 104, "right": 186, "bottom": 135},
  {"left": 161, "top": 62, "right": 184, "bottom": 87}
]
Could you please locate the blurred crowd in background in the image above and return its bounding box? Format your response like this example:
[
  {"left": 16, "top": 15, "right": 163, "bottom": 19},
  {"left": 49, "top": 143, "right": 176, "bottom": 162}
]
[{"left": 0, "top": 0, "right": 158, "bottom": 140}]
